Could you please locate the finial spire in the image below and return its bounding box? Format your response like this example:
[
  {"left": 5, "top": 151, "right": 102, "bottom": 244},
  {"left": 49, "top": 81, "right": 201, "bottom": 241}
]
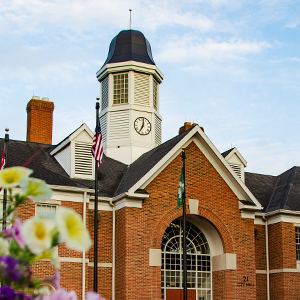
[{"left": 129, "top": 9, "right": 132, "bottom": 29}]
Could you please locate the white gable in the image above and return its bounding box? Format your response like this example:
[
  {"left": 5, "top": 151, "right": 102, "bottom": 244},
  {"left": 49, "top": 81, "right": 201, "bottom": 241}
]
[
  {"left": 223, "top": 148, "right": 247, "bottom": 182},
  {"left": 51, "top": 124, "right": 95, "bottom": 179}
]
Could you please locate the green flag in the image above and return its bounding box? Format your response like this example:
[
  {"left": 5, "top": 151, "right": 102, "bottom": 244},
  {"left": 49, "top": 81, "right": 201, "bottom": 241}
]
[{"left": 177, "top": 167, "right": 184, "bottom": 209}]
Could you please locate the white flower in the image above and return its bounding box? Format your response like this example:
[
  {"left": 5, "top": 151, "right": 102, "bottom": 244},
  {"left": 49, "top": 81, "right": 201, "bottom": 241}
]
[
  {"left": 0, "top": 237, "right": 9, "bottom": 256},
  {"left": 0, "top": 167, "right": 32, "bottom": 188},
  {"left": 21, "top": 217, "right": 55, "bottom": 255},
  {"left": 20, "top": 177, "right": 53, "bottom": 202},
  {"left": 56, "top": 207, "right": 91, "bottom": 252}
]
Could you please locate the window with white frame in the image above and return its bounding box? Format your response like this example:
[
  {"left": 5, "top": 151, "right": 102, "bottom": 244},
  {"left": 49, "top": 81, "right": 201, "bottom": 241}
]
[
  {"left": 161, "top": 219, "right": 211, "bottom": 300},
  {"left": 36, "top": 204, "right": 57, "bottom": 218},
  {"left": 113, "top": 73, "right": 128, "bottom": 104},
  {"left": 296, "top": 227, "right": 300, "bottom": 260}
]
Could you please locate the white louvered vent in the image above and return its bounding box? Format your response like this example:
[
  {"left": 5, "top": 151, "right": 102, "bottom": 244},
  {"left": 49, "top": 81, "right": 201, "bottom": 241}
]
[
  {"left": 100, "top": 114, "right": 108, "bottom": 144},
  {"left": 155, "top": 114, "right": 161, "bottom": 145},
  {"left": 229, "top": 163, "right": 242, "bottom": 178},
  {"left": 153, "top": 78, "right": 158, "bottom": 110},
  {"left": 74, "top": 142, "right": 93, "bottom": 177},
  {"left": 109, "top": 111, "right": 129, "bottom": 140},
  {"left": 101, "top": 76, "right": 109, "bottom": 110},
  {"left": 134, "top": 73, "right": 150, "bottom": 106}
]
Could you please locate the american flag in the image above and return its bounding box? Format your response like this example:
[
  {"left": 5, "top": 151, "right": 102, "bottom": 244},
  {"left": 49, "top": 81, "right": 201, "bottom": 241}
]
[
  {"left": 0, "top": 147, "right": 5, "bottom": 170},
  {"left": 91, "top": 119, "right": 103, "bottom": 170}
]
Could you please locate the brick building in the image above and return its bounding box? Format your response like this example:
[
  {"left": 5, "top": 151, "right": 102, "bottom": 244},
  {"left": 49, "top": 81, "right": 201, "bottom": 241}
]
[{"left": 1, "top": 29, "right": 300, "bottom": 300}]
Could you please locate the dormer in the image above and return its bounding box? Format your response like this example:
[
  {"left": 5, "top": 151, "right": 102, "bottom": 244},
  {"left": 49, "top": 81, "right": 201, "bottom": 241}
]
[
  {"left": 222, "top": 147, "right": 247, "bottom": 182},
  {"left": 50, "top": 124, "right": 95, "bottom": 179}
]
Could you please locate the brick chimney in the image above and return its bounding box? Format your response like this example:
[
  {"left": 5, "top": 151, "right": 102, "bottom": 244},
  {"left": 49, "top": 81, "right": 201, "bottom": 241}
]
[
  {"left": 26, "top": 96, "right": 54, "bottom": 144},
  {"left": 179, "top": 122, "right": 204, "bottom": 135}
]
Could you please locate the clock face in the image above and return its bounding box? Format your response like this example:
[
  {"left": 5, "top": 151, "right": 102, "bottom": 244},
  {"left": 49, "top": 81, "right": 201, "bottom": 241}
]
[{"left": 134, "top": 117, "right": 151, "bottom": 135}]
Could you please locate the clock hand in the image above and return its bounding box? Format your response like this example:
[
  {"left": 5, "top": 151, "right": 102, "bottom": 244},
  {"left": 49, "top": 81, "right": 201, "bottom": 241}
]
[{"left": 139, "top": 118, "right": 144, "bottom": 132}]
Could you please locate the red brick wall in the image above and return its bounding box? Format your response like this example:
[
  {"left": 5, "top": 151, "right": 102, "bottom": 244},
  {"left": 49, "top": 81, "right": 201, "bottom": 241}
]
[
  {"left": 256, "top": 274, "right": 267, "bottom": 300},
  {"left": 268, "top": 222, "right": 296, "bottom": 270},
  {"left": 213, "top": 270, "right": 236, "bottom": 299},
  {"left": 114, "top": 142, "right": 257, "bottom": 299},
  {"left": 26, "top": 98, "right": 54, "bottom": 144},
  {"left": 267, "top": 222, "right": 298, "bottom": 299},
  {"left": 269, "top": 273, "right": 300, "bottom": 300},
  {"left": 255, "top": 225, "right": 266, "bottom": 270}
]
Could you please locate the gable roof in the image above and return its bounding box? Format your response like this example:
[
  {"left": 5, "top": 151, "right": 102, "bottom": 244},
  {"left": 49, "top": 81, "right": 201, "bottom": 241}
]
[
  {"left": 245, "top": 172, "right": 277, "bottom": 211},
  {"left": 114, "top": 126, "right": 263, "bottom": 210},
  {"left": 0, "top": 138, "right": 127, "bottom": 197},
  {"left": 245, "top": 167, "right": 300, "bottom": 213},
  {"left": 50, "top": 123, "right": 93, "bottom": 156},
  {"left": 222, "top": 147, "right": 247, "bottom": 167},
  {"left": 222, "top": 148, "right": 234, "bottom": 158},
  {"left": 114, "top": 127, "right": 193, "bottom": 196}
]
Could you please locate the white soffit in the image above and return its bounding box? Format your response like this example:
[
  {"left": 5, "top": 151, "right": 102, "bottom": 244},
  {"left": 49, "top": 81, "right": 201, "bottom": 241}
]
[
  {"left": 96, "top": 61, "right": 164, "bottom": 83},
  {"left": 128, "top": 126, "right": 262, "bottom": 209}
]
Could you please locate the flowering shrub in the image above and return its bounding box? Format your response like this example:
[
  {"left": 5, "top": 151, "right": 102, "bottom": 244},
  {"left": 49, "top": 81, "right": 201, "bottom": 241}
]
[{"left": 0, "top": 167, "right": 105, "bottom": 300}]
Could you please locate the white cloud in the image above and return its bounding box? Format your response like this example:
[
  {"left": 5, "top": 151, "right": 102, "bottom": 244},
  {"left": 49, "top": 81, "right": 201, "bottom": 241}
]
[
  {"left": 0, "top": 0, "right": 234, "bottom": 36},
  {"left": 156, "top": 36, "right": 272, "bottom": 63},
  {"left": 269, "top": 57, "right": 300, "bottom": 63},
  {"left": 284, "top": 19, "right": 300, "bottom": 28}
]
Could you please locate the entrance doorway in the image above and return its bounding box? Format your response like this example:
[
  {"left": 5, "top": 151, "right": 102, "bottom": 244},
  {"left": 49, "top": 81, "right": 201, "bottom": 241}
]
[{"left": 161, "top": 219, "right": 211, "bottom": 300}]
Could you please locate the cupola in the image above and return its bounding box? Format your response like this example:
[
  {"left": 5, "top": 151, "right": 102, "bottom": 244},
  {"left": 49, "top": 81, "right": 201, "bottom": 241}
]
[{"left": 96, "top": 30, "right": 164, "bottom": 165}]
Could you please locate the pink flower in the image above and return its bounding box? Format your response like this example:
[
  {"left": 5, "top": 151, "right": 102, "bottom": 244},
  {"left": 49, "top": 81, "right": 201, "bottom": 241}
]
[
  {"left": 43, "top": 289, "right": 77, "bottom": 300},
  {"left": 86, "top": 292, "right": 106, "bottom": 300},
  {"left": 51, "top": 271, "right": 60, "bottom": 289},
  {"left": 3, "top": 219, "right": 25, "bottom": 249}
]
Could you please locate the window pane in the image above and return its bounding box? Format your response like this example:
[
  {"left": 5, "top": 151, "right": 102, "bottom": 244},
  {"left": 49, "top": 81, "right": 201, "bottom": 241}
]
[{"left": 113, "top": 73, "right": 128, "bottom": 105}]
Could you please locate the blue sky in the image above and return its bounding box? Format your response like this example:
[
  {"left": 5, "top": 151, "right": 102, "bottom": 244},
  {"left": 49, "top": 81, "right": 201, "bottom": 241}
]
[{"left": 1, "top": 0, "right": 300, "bottom": 175}]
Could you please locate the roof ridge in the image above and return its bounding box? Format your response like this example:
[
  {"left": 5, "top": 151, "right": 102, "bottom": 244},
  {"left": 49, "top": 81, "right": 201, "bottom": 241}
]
[
  {"left": 265, "top": 176, "right": 281, "bottom": 212},
  {"left": 280, "top": 166, "right": 296, "bottom": 210}
]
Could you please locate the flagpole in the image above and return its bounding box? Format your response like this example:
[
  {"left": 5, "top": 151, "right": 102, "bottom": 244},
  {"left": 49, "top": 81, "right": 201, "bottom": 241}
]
[
  {"left": 93, "top": 101, "right": 100, "bottom": 292},
  {"left": 182, "top": 147, "right": 187, "bottom": 300},
  {"left": 2, "top": 128, "right": 9, "bottom": 229}
]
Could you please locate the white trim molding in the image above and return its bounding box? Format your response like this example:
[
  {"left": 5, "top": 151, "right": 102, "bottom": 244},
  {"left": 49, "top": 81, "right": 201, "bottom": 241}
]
[
  {"left": 255, "top": 210, "right": 300, "bottom": 225},
  {"left": 256, "top": 270, "right": 267, "bottom": 274},
  {"left": 149, "top": 249, "right": 161, "bottom": 267},
  {"left": 189, "top": 199, "right": 199, "bottom": 215},
  {"left": 270, "top": 268, "right": 300, "bottom": 274},
  {"left": 88, "top": 262, "right": 112, "bottom": 268},
  {"left": 212, "top": 253, "right": 237, "bottom": 272}
]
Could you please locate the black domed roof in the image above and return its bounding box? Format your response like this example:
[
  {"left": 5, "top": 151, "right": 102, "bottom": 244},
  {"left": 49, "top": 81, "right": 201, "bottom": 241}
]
[{"left": 103, "top": 30, "right": 156, "bottom": 66}]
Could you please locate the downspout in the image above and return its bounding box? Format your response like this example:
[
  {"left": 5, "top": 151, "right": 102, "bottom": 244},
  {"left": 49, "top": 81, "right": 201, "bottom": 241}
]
[
  {"left": 82, "top": 191, "right": 87, "bottom": 300},
  {"left": 109, "top": 200, "right": 115, "bottom": 300},
  {"left": 262, "top": 216, "right": 270, "bottom": 300}
]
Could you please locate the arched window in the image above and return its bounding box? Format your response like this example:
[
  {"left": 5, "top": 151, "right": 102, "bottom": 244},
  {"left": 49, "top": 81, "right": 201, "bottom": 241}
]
[{"left": 161, "top": 219, "right": 211, "bottom": 300}]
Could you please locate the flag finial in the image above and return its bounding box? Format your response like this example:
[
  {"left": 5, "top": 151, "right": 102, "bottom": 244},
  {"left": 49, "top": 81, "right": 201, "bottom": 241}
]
[{"left": 129, "top": 9, "right": 132, "bottom": 29}]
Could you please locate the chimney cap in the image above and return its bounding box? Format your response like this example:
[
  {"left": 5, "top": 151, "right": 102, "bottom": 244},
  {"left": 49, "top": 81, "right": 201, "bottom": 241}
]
[
  {"left": 42, "top": 97, "right": 49, "bottom": 101},
  {"left": 179, "top": 122, "right": 203, "bottom": 135},
  {"left": 32, "top": 96, "right": 40, "bottom": 100}
]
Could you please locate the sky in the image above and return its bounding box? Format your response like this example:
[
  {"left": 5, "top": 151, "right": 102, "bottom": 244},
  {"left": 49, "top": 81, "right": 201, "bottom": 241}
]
[{"left": 1, "top": 0, "right": 300, "bottom": 176}]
